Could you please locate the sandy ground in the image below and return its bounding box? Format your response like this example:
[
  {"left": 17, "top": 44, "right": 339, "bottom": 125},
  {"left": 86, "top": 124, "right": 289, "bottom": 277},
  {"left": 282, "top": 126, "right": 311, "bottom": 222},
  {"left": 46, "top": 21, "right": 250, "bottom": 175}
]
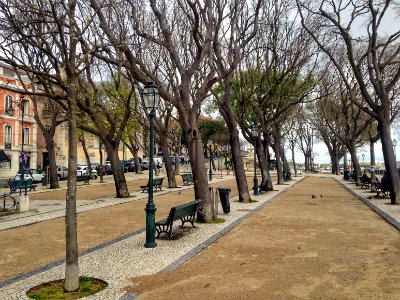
[{"left": 125, "top": 176, "right": 400, "bottom": 299}]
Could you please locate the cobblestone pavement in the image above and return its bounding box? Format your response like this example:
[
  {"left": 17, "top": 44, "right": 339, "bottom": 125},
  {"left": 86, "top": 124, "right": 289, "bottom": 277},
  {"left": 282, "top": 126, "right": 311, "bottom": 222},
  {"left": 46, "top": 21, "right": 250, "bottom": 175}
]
[{"left": 0, "top": 173, "right": 399, "bottom": 299}]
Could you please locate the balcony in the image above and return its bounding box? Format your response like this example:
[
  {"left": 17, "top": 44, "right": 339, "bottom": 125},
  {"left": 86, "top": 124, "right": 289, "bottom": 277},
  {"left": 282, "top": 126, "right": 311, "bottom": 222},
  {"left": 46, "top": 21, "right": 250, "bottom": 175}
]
[
  {"left": 4, "top": 142, "right": 11, "bottom": 149},
  {"left": 21, "top": 144, "right": 33, "bottom": 152},
  {"left": 4, "top": 108, "right": 13, "bottom": 116}
]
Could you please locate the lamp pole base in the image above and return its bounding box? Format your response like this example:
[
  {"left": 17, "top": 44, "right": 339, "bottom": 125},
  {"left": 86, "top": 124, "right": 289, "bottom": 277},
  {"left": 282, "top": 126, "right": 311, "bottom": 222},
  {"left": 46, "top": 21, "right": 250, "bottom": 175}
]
[
  {"left": 254, "top": 176, "right": 259, "bottom": 196},
  {"left": 144, "top": 203, "right": 157, "bottom": 248}
]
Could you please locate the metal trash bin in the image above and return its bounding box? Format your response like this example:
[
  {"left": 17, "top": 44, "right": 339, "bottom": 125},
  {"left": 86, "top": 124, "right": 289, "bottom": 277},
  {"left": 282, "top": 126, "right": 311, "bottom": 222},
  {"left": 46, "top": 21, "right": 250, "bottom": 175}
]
[
  {"left": 41, "top": 176, "right": 47, "bottom": 186},
  {"left": 217, "top": 187, "right": 231, "bottom": 214}
]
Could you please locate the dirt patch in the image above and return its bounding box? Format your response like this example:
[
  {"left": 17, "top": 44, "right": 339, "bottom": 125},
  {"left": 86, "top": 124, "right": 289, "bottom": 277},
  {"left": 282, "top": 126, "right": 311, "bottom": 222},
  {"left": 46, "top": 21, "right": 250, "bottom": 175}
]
[{"left": 124, "top": 177, "right": 400, "bottom": 299}]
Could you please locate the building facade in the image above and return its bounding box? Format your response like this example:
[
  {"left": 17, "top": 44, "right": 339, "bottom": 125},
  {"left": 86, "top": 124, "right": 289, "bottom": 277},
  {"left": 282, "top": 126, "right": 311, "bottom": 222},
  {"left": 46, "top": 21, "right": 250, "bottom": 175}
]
[{"left": 0, "top": 64, "right": 38, "bottom": 178}]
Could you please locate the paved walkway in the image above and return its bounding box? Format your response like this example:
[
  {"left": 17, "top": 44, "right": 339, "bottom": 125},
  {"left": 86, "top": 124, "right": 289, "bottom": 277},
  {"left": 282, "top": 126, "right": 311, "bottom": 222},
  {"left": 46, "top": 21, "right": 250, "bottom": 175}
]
[{"left": 0, "top": 174, "right": 399, "bottom": 299}]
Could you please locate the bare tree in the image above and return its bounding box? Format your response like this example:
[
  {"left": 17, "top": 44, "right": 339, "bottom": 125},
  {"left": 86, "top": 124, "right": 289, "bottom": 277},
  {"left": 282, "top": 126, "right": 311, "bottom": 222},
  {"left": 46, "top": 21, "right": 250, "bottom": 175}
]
[
  {"left": 88, "top": 0, "right": 261, "bottom": 221},
  {"left": 298, "top": 0, "right": 400, "bottom": 204},
  {"left": 0, "top": 0, "right": 98, "bottom": 290}
]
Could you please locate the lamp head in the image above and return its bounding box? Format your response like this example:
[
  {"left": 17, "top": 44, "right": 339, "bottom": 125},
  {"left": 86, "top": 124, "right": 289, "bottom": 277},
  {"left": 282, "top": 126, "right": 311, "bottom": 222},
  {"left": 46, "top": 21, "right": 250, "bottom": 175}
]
[{"left": 141, "top": 81, "right": 160, "bottom": 110}]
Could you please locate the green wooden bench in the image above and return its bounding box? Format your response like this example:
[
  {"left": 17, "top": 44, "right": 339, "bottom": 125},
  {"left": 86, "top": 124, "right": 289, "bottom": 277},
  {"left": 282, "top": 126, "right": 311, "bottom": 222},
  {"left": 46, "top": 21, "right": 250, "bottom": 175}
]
[
  {"left": 8, "top": 178, "right": 37, "bottom": 193},
  {"left": 155, "top": 199, "right": 202, "bottom": 238},
  {"left": 373, "top": 180, "right": 390, "bottom": 198},
  {"left": 77, "top": 174, "right": 90, "bottom": 184},
  {"left": 359, "top": 176, "right": 371, "bottom": 189},
  {"left": 181, "top": 173, "right": 193, "bottom": 185},
  {"left": 140, "top": 177, "right": 164, "bottom": 192}
]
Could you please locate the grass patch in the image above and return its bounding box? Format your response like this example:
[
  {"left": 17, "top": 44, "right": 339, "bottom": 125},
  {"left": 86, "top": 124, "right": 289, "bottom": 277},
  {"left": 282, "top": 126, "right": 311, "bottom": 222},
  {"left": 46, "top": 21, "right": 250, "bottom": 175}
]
[
  {"left": 26, "top": 276, "right": 107, "bottom": 299},
  {"left": 195, "top": 218, "right": 225, "bottom": 224}
]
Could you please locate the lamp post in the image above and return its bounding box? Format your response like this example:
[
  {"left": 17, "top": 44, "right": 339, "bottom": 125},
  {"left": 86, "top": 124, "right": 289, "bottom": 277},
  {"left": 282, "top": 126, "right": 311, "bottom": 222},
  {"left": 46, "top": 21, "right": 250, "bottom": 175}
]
[
  {"left": 251, "top": 125, "right": 259, "bottom": 195},
  {"left": 208, "top": 139, "right": 213, "bottom": 181},
  {"left": 141, "top": 81, "right": 160, "bottom": 248}
]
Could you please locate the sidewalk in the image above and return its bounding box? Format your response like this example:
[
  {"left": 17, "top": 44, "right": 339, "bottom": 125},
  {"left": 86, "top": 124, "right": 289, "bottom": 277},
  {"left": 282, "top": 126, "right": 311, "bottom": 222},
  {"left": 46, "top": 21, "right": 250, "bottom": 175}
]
[{"left": 1, "top": 174, "right": 399, "bottom": 299}]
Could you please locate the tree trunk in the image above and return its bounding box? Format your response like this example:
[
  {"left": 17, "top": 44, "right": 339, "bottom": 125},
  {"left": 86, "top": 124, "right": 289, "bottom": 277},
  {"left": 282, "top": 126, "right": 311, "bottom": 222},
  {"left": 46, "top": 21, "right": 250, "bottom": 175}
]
[
  {"left": 379, "top": 122, "right": 400, "bottom": 204},
  {"left": 80, "top": 136, "right": 91, "bottom": 173},
  {"left": 64, "top": 79, "right": 79, "bottom": 291},
  {"left": 125, "top": 143, "right": 142, "bottom": 173},
  {"left": 99, "top": 142, "right": 104, "bottom": 183},
  {"left": 229, "top": 126, "right": 250, "bottom": 202},
  {"left": 160, "top": 142, "right": 177, "bottom": 188},
  {"left": 185, "top": 128, "right": 212, "bottom": 222},
  {"left": 174, "top": 152, "right": 180, "bottom": 175},
  {"left": 291, "top": 144, "right": 297, "bottom": 176},
  {"left": 349, "top": 144, "right": 361, "bottom": 186},
  {"left": 282, "top": 146, "right": 289, "bottom": 181},
  {"left": 370, "top": 140, "right": 376, "bottom": 193},
  {"left": 104, "top": 141, "right": 129, "bottom": 198},
  {"left": 273, "top": 143, "right": 284, "bottom": 185},
  {"left": 258, "top": 138, "right": 273, "bottom": 192},
  {"left": 219, "top": 91, "right": 251, "bottom": 203},
  {"left": 134, "top": 152, "right": 141, "bottom": 173},
  {"left": 46, "top": 138, "right": 59, "bottom": 189}
]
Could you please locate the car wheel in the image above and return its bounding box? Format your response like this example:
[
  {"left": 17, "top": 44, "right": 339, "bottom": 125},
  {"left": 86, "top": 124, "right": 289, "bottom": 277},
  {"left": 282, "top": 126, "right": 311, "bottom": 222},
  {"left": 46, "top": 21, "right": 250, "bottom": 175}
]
[{"left": 58, "top": 174, "right": 61, "bottom": 180}]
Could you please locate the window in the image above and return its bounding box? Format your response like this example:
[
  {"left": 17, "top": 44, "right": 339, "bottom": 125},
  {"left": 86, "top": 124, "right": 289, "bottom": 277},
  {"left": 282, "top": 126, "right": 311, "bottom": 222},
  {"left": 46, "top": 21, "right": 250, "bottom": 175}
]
[
  {"left": 93, "top": 136, "right": 100, "bottom": 148},
  {"left": 3, "top": 67, "right": 15, "bottom": 77},
  {"left": 22, "top": 99, "right": 30, "bottom": 115},
  {"left": 5, "top": 95, "right": 13, "bottom": 114},
  {"left": 44, "top": 101, "right": 51, "bottom": 111},
  {"left": 5, "top": 125, "right": 12, "bottom": 149},
  {"left": 23, "top": 127, "right": 29, "bottom": 145}
]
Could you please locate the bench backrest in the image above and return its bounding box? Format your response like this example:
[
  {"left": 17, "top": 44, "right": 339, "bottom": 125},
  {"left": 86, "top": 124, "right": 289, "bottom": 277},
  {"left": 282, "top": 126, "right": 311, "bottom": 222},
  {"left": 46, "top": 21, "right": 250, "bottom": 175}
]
[
  {"left": 182, "top": 173, "right": 193, "bottom": 180},
  {"left": 166, "top": 199, "right": 202, "bottom": 223},
  {"left": 153, "top": 178, "right": 164, "bottom": 185}
]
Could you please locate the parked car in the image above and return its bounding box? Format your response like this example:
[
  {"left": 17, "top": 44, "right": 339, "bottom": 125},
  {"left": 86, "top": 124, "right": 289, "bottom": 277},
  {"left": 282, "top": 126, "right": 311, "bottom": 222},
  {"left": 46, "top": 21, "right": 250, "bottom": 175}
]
[
  {"left": 15, "top": 168, "right": 44, "bottom": 182},
  {"left": 15, "top": 169, "right": 36, "bottom": 182},
  {"left": 77, "top": 165, "right": 98, "bottom": 179},
  {"left": 29, "top": 169, "right": 45, "bottom": 183},
  {"left": 57, "top": 166, "right": 68, "bottom": 180},
  {"left": 153, "top": 156, "right": 164, "bottom": 167},
  {"left": 96, "top": 164, "right": 112, "bottom": 175},
  {"left": 140, "top": 161, "right": 149, "bottom": 170},
  {"left": 125, "top": 161, "right": 136, "bottom": 172}
]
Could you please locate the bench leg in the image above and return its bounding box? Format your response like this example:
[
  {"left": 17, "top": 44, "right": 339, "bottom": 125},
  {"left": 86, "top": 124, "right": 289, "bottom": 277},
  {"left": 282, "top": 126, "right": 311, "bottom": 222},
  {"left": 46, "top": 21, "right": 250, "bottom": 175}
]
[
  {"left": 155, "top": 224, "right": 173, "bottom": 238},
  {"left": 180, "top": 214, "right": 196, "bottom": 228}
]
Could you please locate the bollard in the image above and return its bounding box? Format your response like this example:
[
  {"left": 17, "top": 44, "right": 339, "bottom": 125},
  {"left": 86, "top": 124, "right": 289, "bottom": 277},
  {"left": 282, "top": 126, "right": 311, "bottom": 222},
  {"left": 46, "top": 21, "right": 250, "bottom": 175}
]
[{"left": 16, "top": 194, "right": 29, "bottom": 212}]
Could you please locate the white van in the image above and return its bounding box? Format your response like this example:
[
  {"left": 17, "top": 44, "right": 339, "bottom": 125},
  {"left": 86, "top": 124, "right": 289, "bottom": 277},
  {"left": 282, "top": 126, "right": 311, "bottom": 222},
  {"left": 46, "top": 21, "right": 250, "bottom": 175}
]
[{"left": 153, "top": 157, "right": 164, "bottom": 166}]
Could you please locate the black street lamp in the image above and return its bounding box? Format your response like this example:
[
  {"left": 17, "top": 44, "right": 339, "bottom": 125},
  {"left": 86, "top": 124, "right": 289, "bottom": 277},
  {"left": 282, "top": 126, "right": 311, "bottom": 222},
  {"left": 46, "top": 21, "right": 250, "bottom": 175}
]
[
  {"left": 251, "top": 125, "right": 259, "bottom": 196},
  {"left": 208, "top": 139, "right": 213, "bottom": 181},
  {"left": 141, "top": 81, "right": 160, "bottom": 248}
]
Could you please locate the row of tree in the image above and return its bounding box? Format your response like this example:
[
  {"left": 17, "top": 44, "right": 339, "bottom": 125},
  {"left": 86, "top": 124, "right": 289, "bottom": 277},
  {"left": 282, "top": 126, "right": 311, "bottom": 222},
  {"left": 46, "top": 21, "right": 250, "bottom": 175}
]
[{"left": 0, "top": 0, "right": 399, "bottom": 292}]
